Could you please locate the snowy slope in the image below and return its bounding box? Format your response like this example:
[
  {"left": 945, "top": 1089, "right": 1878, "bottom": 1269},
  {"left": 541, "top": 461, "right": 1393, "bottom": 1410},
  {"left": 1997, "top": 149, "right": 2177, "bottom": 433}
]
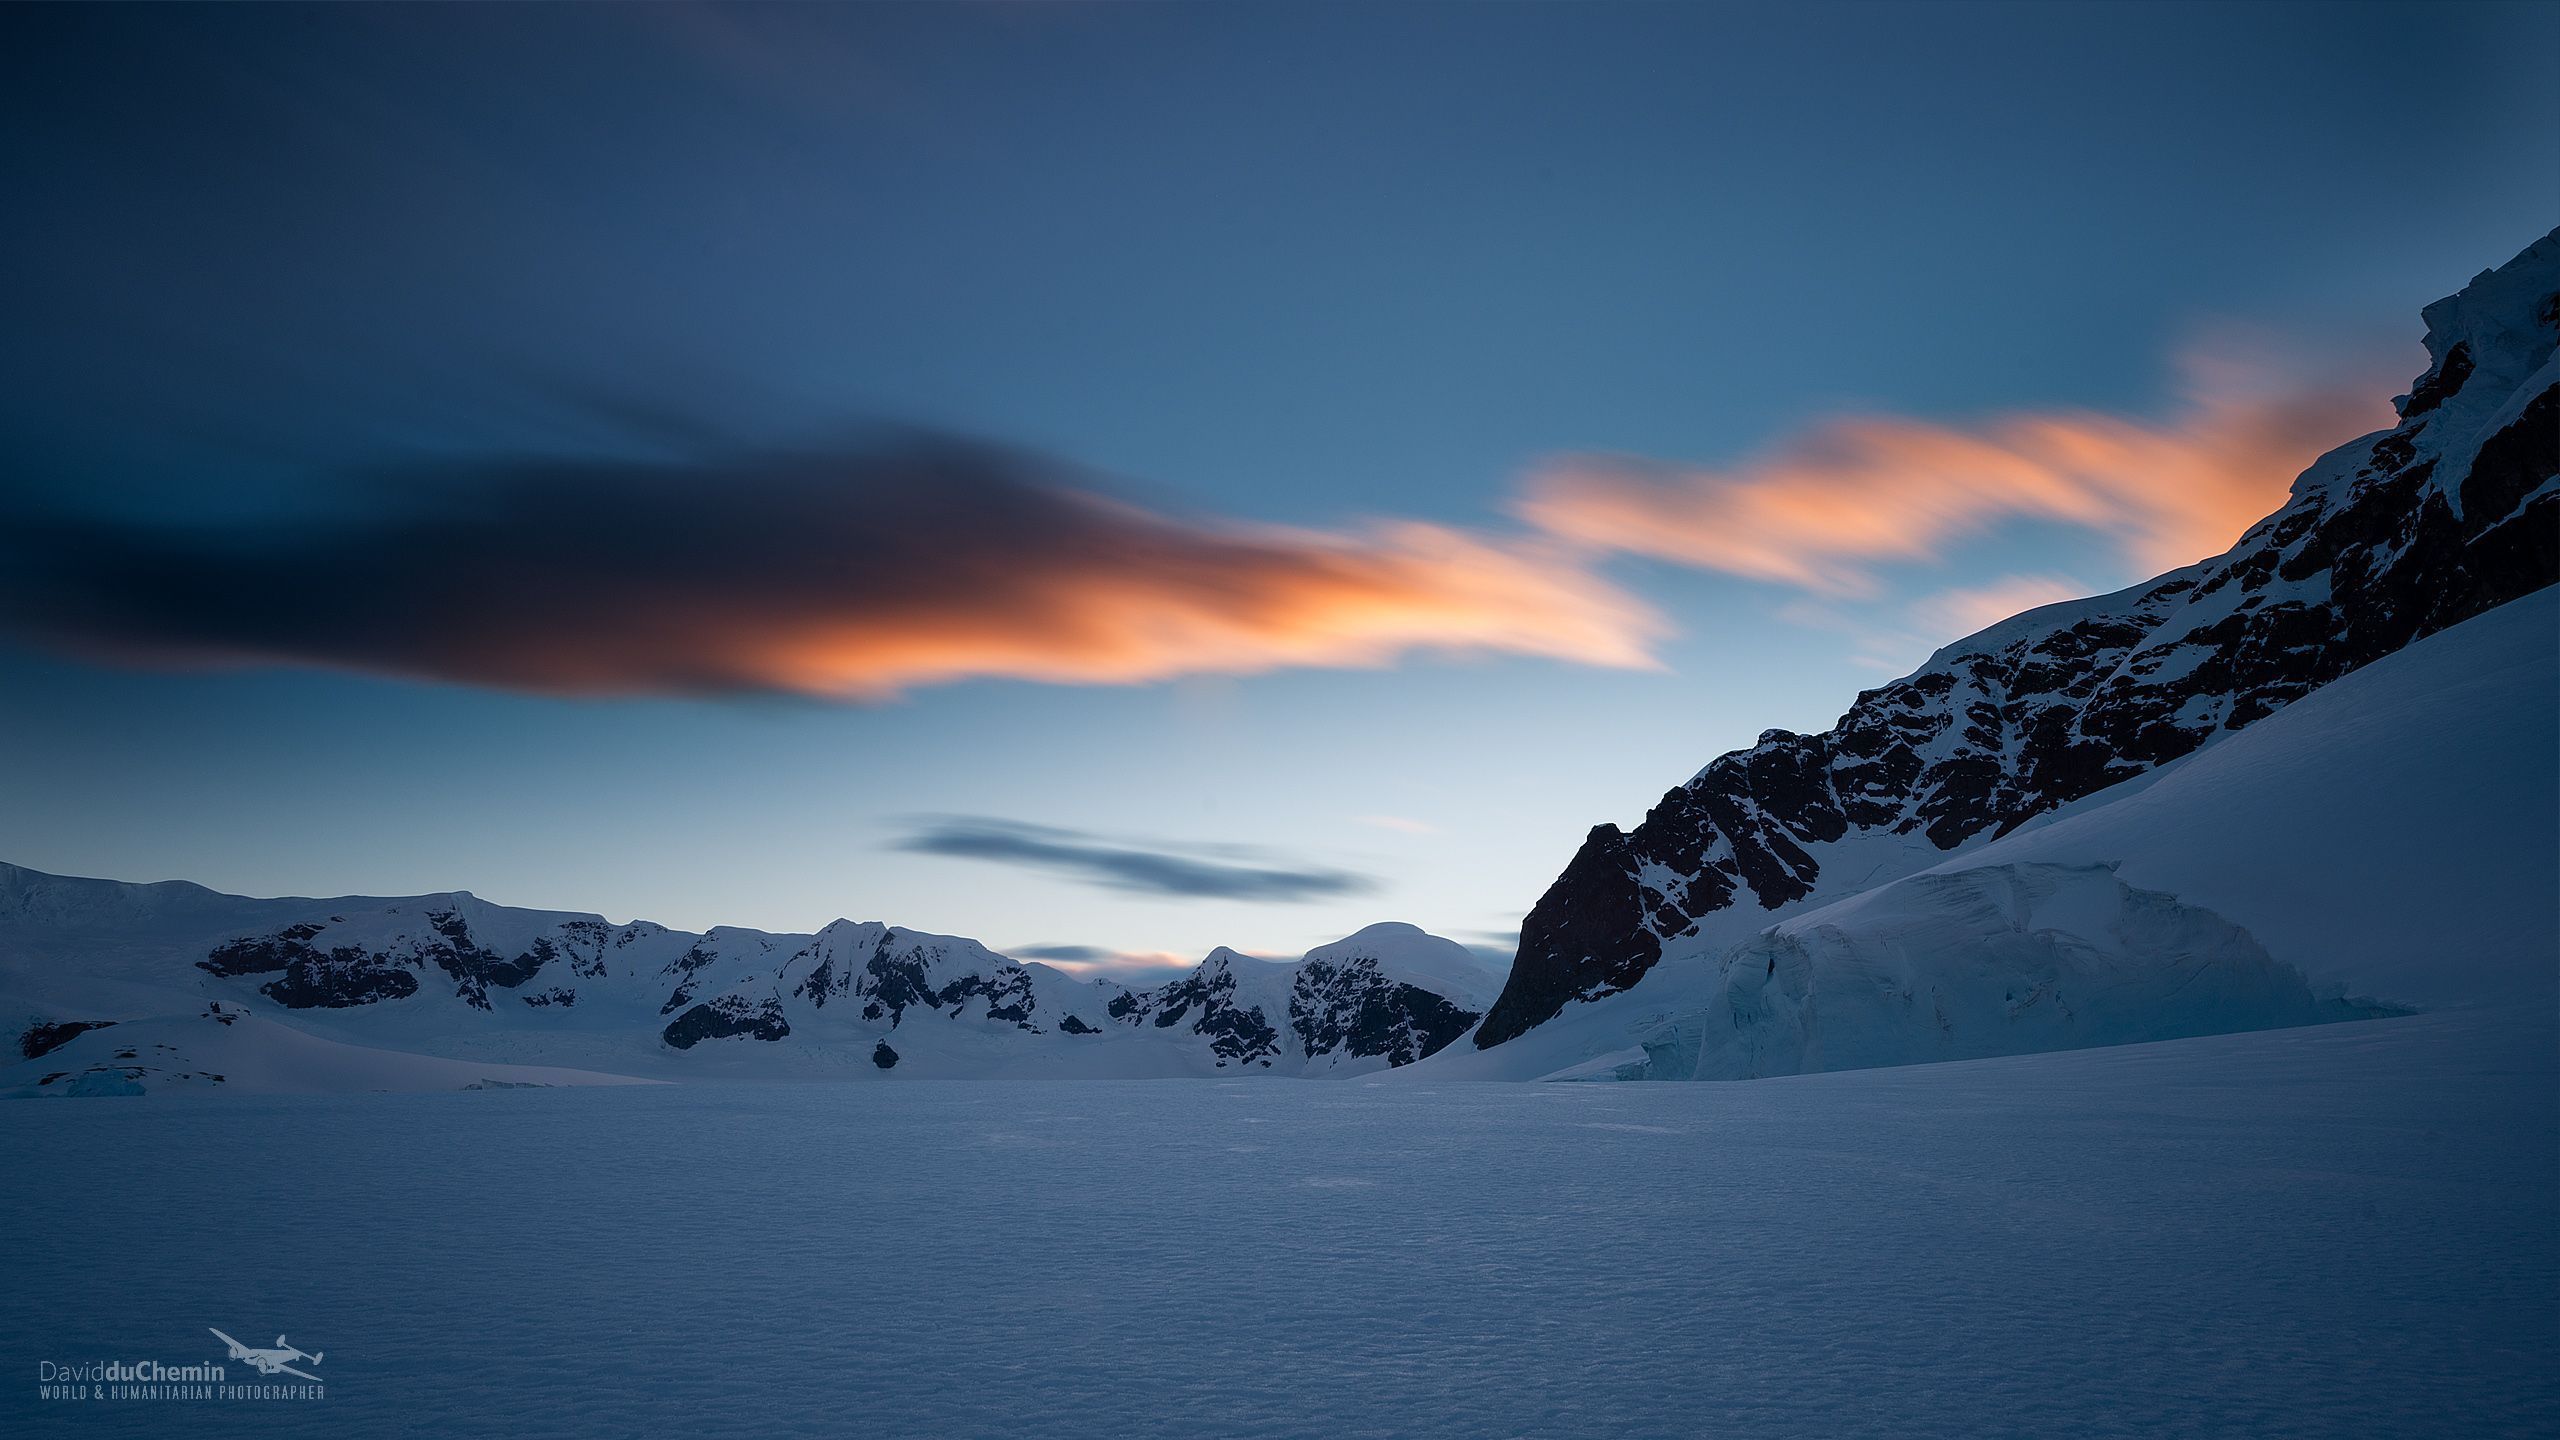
[
  {"left": 1423, "top": 585, "right": 2557, "bottom": 1081},
  {"left": 6, "top": 1007, "right": 2549, "bottom": 1438},
  {"left": 1479, "top": 228, "right": 2559, "bottom": 1047},
  {"left": 1924, "top": 584, "right": 2559, "bottom": 1011},
  {"left": 7, "top": 1010, "right": 661, "bottom": 1097},
  {"left": 0, "top": 869, "right": 1494, "bottom": 1092},
  {"left": 1306, "top": 920, "right": 1502, "bottom": 1008}
]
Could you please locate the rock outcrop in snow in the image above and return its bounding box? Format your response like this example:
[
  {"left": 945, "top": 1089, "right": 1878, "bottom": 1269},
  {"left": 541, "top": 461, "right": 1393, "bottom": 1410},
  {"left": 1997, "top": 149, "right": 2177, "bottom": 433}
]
[
  {"left": 0, "top": 866, "right": 1496, "bottom": 1093},
  {"left": 1104, "top": 924, "right": 1497, "bottom": 1072},
  {"left": 1477, "top": 227, "right": 2560, "bottom": 1049}
]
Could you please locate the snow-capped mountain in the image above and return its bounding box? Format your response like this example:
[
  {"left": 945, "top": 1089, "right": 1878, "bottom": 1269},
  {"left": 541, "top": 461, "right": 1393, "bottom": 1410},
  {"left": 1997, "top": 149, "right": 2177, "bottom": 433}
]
[
  {"left": 1473, "top": 228, "right": 2560, "bottom": 1056},
  {"left": 1105, "top": 924, "right": 1496, "bottom": 1073},
  {"left": 1428, "top": 581, "right": 2557, "bottom": 1082},
  {"left": 0, "top": 873, "right": 1496, "bottom": 1094}
]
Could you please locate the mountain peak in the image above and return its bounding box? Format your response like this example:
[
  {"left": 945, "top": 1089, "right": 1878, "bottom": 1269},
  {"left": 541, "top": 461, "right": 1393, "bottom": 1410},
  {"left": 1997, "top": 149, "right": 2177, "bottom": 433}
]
[
  {"left": 1476, "top": 227, "right": 2560, "bottom": 1051},
  {"left": 0, "top": 866, "right": 1497, "bottom": 1090}
]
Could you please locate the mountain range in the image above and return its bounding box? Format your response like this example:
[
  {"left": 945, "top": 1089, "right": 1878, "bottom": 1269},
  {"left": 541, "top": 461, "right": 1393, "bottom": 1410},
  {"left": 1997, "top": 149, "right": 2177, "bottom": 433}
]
[
  {"left": 0, "top": 872, "right": 1499, "bottom": 1094},
  {"left": 5, "top": 228, "right": 2554, "bottom": 1095}
]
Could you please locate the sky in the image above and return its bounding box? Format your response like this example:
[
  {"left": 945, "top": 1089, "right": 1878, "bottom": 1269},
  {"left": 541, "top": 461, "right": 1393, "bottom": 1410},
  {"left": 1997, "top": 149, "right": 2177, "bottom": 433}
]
[{"left": 2, "top": 2, "right": 2553, "bottom": 976}]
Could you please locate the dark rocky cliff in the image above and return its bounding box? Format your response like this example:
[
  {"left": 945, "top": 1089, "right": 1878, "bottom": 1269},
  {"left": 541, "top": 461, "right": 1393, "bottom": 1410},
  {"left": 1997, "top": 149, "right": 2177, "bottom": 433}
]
[{"left": 1479, "top": 229, "right": 2560, "bottom": 1048}]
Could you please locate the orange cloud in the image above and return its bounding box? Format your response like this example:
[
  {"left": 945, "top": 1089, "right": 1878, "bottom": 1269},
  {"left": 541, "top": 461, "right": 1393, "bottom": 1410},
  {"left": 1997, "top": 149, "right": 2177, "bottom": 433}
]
[
  {"left": 1515, "top": 346, "right": 2394, "bottom": 595},
  {"left": 1011, "top": 949, "right": 1201, "bottom": 980},
  {"left": 733, "top": 512, "right": 1667, "bottom": 700},
  {"left": 0, "top": 440, "right": 1666, "bottom": 700}
]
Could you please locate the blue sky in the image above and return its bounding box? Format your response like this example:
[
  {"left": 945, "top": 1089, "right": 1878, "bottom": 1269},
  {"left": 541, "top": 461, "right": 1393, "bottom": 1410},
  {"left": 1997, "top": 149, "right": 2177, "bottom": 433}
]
[{"left": 2, "top": 2, "right": 2553, "bottom": 972}]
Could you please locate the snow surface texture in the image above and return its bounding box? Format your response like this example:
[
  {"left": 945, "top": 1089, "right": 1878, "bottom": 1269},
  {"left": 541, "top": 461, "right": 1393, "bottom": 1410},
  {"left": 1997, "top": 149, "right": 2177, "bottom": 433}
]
[
  {"left": 0, "top": 871, "right": 1502, "bottom": 1093},
  {"left": 1482, "top": 228, "right": 2560, "bottom": 1047},
  {"left": 1423, "top": 585, "right": 2558, "bottom": 1082},
  {"left": 1536, "top": 862, "right": 2391, "bottom": 1084},
  {"left": 2, "top": 1009, "right": 2549, "bottom": 1439}
]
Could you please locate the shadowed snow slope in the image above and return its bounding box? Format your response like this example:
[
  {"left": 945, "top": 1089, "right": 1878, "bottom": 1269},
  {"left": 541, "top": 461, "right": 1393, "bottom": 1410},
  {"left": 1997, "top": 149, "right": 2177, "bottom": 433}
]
[
  {"left": 1937, "top": 588, "right": 2559, "bottom": 1010},
  {"left": 1, "top": 1009, "right": 2548, "bottom": 1438},
  {"left": 1422, "top": 586, "right": 2557, "bottom": 1081},
  {"left": 1539, "top": 863, "right": 2389, "bottom": 1083}
]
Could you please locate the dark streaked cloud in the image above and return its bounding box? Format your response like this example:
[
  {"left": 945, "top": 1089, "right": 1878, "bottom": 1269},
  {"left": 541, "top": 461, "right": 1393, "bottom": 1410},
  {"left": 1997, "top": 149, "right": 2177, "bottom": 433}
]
[
  {"left": 1011, "top": 943, "right": 1113, "bottom": 963},
  {"left": 895, "top": 815, "right": 1375, "bottom": 903},
  {"left": 0, "top": 433, "right": 1662, "bottom": 701}
]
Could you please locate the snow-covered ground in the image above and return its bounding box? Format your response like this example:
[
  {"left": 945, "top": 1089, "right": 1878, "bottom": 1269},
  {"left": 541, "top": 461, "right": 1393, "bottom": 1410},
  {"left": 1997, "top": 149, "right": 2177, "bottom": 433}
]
[{"left": 4, "top": 1006, "right": 2550, "bottom": 1438}]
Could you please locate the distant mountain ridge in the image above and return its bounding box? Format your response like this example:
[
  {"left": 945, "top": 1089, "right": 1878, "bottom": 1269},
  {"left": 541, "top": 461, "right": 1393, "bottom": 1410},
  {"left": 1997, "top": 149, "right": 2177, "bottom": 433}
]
[
  {"left": 0, "top": 865, "right": 1498, "bottom": 1094},
  {"left": 1477, "top": 227, "right": 2560, "bottom": 1048}
]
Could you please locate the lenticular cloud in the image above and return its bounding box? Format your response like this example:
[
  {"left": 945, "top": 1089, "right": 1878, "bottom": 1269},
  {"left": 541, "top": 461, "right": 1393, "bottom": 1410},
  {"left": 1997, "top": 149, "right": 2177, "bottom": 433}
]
[{"left": 0, "top": 437, "right": 1666, "bottom": 700}]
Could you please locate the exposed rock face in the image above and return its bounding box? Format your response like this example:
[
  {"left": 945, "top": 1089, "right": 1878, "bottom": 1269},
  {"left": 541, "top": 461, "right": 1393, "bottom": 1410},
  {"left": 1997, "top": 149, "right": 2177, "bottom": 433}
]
[
  {"left": 661, "top": 994, "right": 791, "bottom": 1050},
  {"left": 1478, "top": 229, "right": 2560, "bottom": 1049},
  {"left": 422, "top": 910, "right": 546, "bottom": 1010},
  {"left": 1108, "top": 930, "right": 1493, "bottom": 1071},
  {"left": 548, "top": 920, "right": 618, "bottom": 979},
  {"left": 1111, "top": 951, "right": 1286, "bottom": 1067},
  {"left": 200, "top": 922, "right": 330, "bottom": 977},
  {"left": 1289, "top": 956, "right": 1478, "bottom": 1068},
  {"left": 657, "top": 939, "right": 731, "bottom": 1016},
  {"left": 203, "top": 908, "right": 561, "bottom": 1012},
  {"left": 18, "top": 1019, "right": 115, "bottom": 1060},
  {"left": 257, "top": 945, "right": 422, "bottom": 1010},
  {"left": 784, "top": 922, "right": 1047, "bottom": 1033}
]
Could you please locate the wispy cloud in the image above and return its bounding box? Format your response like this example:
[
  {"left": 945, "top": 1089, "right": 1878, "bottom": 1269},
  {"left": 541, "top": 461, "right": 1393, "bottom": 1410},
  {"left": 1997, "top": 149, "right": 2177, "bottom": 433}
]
[
  {"left": 893, "top": 815, "right": 1377, "bottom": 903},
  {"left": 1356, "top": 814, "right": 1437, "bottom": 835},
  {"left": 1514, "top": 342, "right": 2392, "bottom": 597},
  {"left": 1007, "top": 944, "right": 1203, "bottom": 981},
  {"left": 0, "top": 433, "right": 1666, "bottom": 701},
  {"left": 1010, "top": 943, "right": 1116, "bottom": 963}
]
